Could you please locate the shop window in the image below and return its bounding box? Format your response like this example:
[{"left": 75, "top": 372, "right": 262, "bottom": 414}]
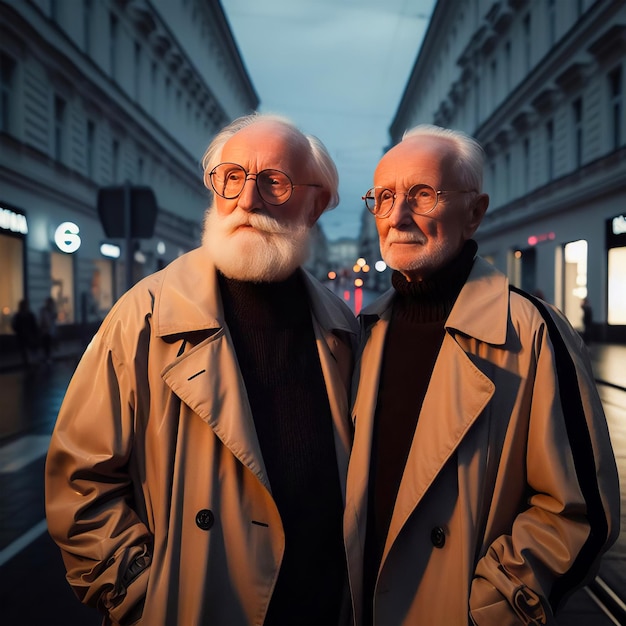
[
  {"left": 608, "top": 247, "right": 626, "bottom": 324},
  {"left": 563, "top": 240, "right": 588, "bottom": 330},
  {"left": 50, "top": 251, "right": 74, "bottom": 324},
  {"left": 0, "top": 233, "right": 24, "bottom": 334},
  {"left": 92, "top": 259, "right": 114, "bottom": 317}
]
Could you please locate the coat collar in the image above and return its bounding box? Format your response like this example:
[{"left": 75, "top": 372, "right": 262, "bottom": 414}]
[
  {"left": 152, "top": 247, "right": 357, "bottom": 339},
  {"left": 360, "top": 257, "right": 509, "bottom": 346}
]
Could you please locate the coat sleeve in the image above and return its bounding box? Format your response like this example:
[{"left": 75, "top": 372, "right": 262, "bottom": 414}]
[
  {"left": 469, "top": 303, "right": 620, "bottom": 625},
  {"left": 45, "top": 321, "right": 152, "bottom": 625}
]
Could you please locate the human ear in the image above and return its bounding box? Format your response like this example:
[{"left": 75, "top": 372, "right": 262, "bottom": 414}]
[
  {"left": 464, "top": 193, "right": 489, "bottom": 238},
  {"left": 203, "top": 168, "right": 212, "bottom": 191},
  {"left": 307, "top": 189, "right": 331, "bottom": 226}
]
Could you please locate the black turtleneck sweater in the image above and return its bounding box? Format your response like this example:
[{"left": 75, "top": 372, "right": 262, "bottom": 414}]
[
  {"left": 362, "top": 240, "right": 478, "bottom": 625},
  {"left": 217, "top": 270, "right": 346, "bottom": 626}
]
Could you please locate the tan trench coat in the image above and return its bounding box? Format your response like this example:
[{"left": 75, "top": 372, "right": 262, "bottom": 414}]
[
  {"left": 344, "top": 257, "right": 620, "bottom": 626},
  {"left": 45, "top": 247, "right": 358, "bottom": 626}
]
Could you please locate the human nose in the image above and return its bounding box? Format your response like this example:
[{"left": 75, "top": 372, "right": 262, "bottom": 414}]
[
  {"left": 237, "top": 174, "right": 262, "bottom": 211},
  {"left": 387, "top": 192, "right": 414, "bottom": 227}
]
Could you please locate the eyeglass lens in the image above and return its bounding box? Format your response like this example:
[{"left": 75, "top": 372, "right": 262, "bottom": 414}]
[
  {"left": 210, "top": 163, "right": 293, "bottom": 204},
  {"left": 365, "top": 184, "right": 438, "bottom": 215}
]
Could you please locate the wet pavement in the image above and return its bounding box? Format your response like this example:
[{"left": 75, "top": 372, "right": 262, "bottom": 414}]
[{"left": 0, "top": 340, "right": 624, "bottom": 625}]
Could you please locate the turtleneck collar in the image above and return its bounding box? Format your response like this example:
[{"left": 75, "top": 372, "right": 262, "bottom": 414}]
[
  {"left": 217, "top": 269, "right": 309, "bottom": 327},
  {"left": 390, "top": 239, "right": 478, "bottom": 323}
]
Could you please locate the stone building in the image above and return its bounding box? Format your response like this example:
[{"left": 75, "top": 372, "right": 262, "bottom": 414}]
[
  {"left": 378, "top": 0, "right": 625, "bottom": 341},
  {"left": 0, "top": 0, "right": 258, "bottom": 340}
]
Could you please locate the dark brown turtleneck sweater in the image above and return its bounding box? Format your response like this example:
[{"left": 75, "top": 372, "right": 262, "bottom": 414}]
[
  {"left": 217, "top": 270, "right": 346, "bottom": 626},
  {"left": 362, "top": 240, "right": 478, "bottom": 625}
]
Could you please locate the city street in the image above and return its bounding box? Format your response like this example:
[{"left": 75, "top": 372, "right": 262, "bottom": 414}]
[{"left": 0, "top": 342, "right": 624, "bottom": 626}]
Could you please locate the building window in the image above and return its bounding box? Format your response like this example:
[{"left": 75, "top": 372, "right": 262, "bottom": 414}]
[
  {"left": 505, "top": 41, "right": 511, "bottom": 91},
  {"left": 572, "top": 98, "right": 583, "bottom": 168},
  {"left": 165, "top": 76, "right": 171, "bottom": 120},
  {"left": 475, "top": 75, "right": 480, "bottom": 127},
  {"left": 523, "top": 13, "right": 531, "bottom": 72},
  {"left": 547, "top": 0, "right": 556, "bottom": 46},
  {"left": 137, "top": 156, "right": 144, "bottom": 182},
  {"left": 0, "top": 52, "right": 16, "bottom": 133},
  {"left": 54, "top": 95, "right": 66, "bottom": 162},
  {"left": 86, "top": 120, "right": 95, "bottom": 178},
  {"left": 109, "top": 13, "right": 118, "bottom": 79},
  {"left": 134, "top": 41, "right": 141, "bottom": 100},
  {"left": 609, "top": 67, "right": 622, "bottom": 150},
  {"left": 151, "top": 61, "right": 157, "bottom": 114},
  {"left": 523, "top": 138, "right": 530, "bottom": 189},
  {"left": 112, "top": 139, "right": 120, "bottom": 182},
  {"left": 490, "top": 59, "right": 498, "bottom": 105},
  {"left": 83, "top": 0, "right": 92, "bottom": 54},
  {"left": 504, "top": 152, "right": 511, "bottom": 199},
  {"left": 546, "top": 120, "right": 554, "bottom": 180}
]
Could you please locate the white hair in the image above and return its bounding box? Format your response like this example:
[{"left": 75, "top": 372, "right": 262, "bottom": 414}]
[
  {"left": 402, "top": 124, "right": 484, "bottom": 193},
  {"left": 201, "top": 112, "right": 340, "bottom": 211}
]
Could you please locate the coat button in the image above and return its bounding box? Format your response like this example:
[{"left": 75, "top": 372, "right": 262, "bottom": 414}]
[
  {"left": 196, "top": 509, "right": 214, "bottom": 530},
  {"left": 430, "top": 526, "right": 446, "bottom": 548}
]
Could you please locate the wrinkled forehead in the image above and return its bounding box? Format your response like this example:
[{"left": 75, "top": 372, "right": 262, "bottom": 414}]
[
  {"left": 221, "top": 121, "right": 312, "bottom": 176},
  {"left": 375, "top": 135, "right": 459, "bottom": 185}
]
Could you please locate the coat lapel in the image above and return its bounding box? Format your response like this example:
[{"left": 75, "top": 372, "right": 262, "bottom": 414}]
[
  {"left": 344, "top": 314, "right": 390, "bottom": 602},
  {"left": 156, "top": 255, "right": 358, "bottom": 497},
  {"left": 161, "top": 330, "right": 271, "bottom": 491},
  {"left": 382, "top": 334, "right": 495, "bottom": 562}
]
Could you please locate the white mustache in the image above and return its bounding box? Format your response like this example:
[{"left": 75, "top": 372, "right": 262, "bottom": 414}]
[
  {"left": 224, "top": 211, "right": 293, "bottom": 235},
  {"left": 385, "top": 231, "right": 426, "bottom": 244}
]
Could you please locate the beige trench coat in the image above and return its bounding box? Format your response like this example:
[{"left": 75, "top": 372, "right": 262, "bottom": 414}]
[
  {"left": 45, "top": 247, "right": 358, "bottom": 626},
  {"left": 344, "top": 257, "right": 620, "bottom": 626}
]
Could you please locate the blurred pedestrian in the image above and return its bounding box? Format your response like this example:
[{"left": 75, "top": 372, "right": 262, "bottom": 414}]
[
  {"left": 46, "top": 113, "right": 358, "bottom": 626},
  {"left": 39, "top": 296, "right": 58, "bottom": 364},
  {"left": 581, "top": 297, "right": 593, "bottom": 343},
  {"left": 346, "top": 124, "right": 620, "bottom": 626},
  {"left": 11, "top": 299, "right": 40, "bottom": 367}
]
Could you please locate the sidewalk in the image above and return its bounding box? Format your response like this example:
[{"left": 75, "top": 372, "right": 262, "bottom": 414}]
[
  {"left": 0, "top": 337, "right": 88, "bottom": 374},
  {"left": 587, "top": 342, "right": 626, "bottom": 390}
]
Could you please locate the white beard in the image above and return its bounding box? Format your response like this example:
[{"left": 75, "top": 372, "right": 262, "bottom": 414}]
[{"left": 201, "top": 206, "right": 312, "bottom": 282}]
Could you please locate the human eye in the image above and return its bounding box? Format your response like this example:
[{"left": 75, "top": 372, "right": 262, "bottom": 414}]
[
  {"left": 378, "top": 189, "right": 394, "bottom": 204},
  {"left": 259, "top": 170, "right": 290, "bottom": 198},
  {"left": 407, "top": 184, "right": 434, "bottom": 201},
  {"left": 262, "top": 170, "right": 288, "bottom": 187},
  {"left": 224, "top": 168, "right": 244, "bottom": 183}
]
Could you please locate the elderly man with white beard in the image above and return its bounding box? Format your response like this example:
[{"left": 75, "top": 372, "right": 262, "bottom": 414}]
[{"left": 45, "top": 113, "right": 359, "bottom": 626}]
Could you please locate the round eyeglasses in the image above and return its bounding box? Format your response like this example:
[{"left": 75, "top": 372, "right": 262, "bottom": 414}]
[
  {"left": 209, "top": 162, "right": 323, "bottom": 206},
  {"left": 362, "top": 184, "right": 477, "bottom": 218}
]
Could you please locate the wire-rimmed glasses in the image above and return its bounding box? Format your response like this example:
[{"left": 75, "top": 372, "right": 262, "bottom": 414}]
[
  {"left": 209, "top": 162, "right": 322, "bottom": 206},
  {"left": 362, "top": 184, "right": 477, "bottom": 218}
]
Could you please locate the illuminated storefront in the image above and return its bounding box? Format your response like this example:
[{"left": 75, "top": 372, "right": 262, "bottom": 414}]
[
  {"left": 0, "top": 203, "right": 27, "bottom": 334},
  {"left": 607, "top": 213, "right": 626, "bottom": 329}
]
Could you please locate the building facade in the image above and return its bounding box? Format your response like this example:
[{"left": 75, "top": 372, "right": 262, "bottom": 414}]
[
  {"left": 0, "top": 0, "right": 258, "bottom": 342},
  {"left": 384, "top": 0, "right": 625, "bottom": 342}
]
